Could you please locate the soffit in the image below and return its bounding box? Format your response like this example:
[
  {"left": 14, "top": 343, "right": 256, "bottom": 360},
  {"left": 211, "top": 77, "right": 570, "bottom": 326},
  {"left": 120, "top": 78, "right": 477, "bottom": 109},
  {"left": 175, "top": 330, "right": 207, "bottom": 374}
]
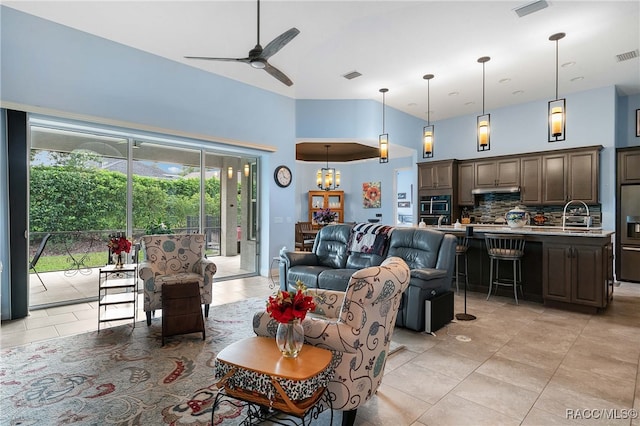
[{"left": 296, "top": 142, "right": 380, "bottom": 162}]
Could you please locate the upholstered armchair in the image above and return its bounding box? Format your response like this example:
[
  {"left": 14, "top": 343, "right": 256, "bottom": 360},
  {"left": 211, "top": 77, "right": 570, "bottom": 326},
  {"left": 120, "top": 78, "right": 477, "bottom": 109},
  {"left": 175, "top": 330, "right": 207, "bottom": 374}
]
[
  {"left": 138, "top": 234, "right": 217, "bottom": 325},
  {"left": 253, "top": 256, "right": 410, "bottom": 426}
]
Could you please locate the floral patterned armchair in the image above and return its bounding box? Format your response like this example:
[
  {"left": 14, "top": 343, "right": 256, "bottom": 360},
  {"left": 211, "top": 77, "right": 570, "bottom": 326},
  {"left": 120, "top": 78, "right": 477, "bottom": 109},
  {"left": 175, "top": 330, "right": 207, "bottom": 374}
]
[
  {"left": 138, "top": 234, "right": 217, "bottom": 326},
  {"left": 253, "top": 256, "right": 410, "bottom": 425}
]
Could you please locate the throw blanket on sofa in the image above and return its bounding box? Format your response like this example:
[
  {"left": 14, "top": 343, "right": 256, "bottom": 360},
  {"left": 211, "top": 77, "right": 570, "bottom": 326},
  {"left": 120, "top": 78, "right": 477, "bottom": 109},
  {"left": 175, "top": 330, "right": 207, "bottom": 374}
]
[{"left": 348, "top": 223, "right": 394, "bottom": 256}]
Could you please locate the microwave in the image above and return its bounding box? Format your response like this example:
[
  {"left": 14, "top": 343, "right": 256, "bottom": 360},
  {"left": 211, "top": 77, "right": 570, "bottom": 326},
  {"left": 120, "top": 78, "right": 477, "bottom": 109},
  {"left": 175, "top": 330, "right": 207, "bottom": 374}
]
[{"left": 420, "top": 195, "right": 451, "bottom": 215}]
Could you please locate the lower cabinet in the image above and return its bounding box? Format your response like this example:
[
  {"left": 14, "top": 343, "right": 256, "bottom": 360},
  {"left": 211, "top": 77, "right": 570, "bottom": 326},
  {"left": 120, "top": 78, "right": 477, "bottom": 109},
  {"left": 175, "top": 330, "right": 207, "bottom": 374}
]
[{"left": 542, "top": 240, "right": 611, "bottom": 310}]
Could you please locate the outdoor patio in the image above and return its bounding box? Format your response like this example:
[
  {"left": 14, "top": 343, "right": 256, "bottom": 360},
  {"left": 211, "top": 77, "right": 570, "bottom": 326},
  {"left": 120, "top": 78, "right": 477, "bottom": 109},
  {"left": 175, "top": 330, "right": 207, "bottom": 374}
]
[{"left": 28, "top": 255, "right": 252, "bottom": 309}]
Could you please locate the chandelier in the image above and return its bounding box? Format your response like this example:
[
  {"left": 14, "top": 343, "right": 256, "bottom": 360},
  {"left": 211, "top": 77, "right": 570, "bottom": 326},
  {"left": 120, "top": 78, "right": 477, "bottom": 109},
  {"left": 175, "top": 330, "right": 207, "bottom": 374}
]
[{"left": 316, "top": 144, "right": 340, "bottom": 191}]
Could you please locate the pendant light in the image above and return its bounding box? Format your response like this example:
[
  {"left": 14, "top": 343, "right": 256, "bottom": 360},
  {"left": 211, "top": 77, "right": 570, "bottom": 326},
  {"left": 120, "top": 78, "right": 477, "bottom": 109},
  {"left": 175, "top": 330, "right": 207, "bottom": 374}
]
[
  {"left": 477, "top": 56, "right": 491, "bottom": 152},
  {"left": 379, "top": 88, "right": 389, "bottom": 163},
  {"left": 423, "top": 74, "right": 435, "bottom": 158},
  {"left": 548, "top": 32, "right": 566, "bottom": 142},
  {"left": 316, "top": 144, "right": 340, "bottom": 191}
]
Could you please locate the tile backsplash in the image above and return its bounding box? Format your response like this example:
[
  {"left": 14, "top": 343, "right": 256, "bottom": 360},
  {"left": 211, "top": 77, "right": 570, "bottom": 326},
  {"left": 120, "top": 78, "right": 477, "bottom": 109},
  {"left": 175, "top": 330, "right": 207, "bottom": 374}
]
[{"left": 461, "top": 193, "right": 601, "bottom": 227}]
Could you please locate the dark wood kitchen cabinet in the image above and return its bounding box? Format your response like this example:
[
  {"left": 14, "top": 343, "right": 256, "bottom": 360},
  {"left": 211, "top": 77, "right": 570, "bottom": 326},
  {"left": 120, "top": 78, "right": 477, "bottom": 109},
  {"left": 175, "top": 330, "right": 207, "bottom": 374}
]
[
  {"left": 542, "top": 147, "right": 600, "bottom": 205},
  {"left": 475, "top": 159, "right": 520, "bottom": 188},
  {"left": 618, "top": 149, "right": 640, "bottom": 184},
  {"left": 542, "top": 239, "right": 611, "bottom": 311},
  {"left": 419, "top": 160, "right": 454, "bottom": 190},
  {"left": 520, "top": 155, "right": 542, "bottom": 205},
  {"left": 458, "top": 162, "right": 475, "bottom": 205}
]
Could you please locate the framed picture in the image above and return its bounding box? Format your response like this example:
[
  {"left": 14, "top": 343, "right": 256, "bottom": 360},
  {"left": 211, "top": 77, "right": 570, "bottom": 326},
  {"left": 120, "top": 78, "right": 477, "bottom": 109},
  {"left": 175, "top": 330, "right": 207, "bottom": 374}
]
[
  {"left": 636, "top": 109, "right": 640, "bottom": 137},
  {"left": 398, "top": 201, "right": 410, "bottom": 208},
  {"left": 397, "top": 192, "right": 407, "bottom": 200},
  {"left": 363, "top": 182, "right": 381, "bottom": 208}
]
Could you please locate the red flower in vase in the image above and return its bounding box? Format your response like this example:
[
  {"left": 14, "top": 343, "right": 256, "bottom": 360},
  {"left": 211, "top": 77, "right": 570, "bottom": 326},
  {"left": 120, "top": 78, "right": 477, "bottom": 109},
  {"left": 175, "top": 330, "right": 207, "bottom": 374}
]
[
  {"left": 107, "top": 236, "right": 132, "bottom": 255},
  {"left": 266, "top": 281, "right": 316, "bottom": 324}
]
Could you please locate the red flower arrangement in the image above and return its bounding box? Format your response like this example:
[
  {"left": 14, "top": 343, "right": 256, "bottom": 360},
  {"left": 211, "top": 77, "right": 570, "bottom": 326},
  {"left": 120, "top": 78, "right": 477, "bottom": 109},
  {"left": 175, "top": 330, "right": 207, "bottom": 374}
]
[
  {"left": 107, "top": 236, "right": 132, "bottom": 255},
  {"left": 266, "top": 281, "right": 316, "bottom": 324}
]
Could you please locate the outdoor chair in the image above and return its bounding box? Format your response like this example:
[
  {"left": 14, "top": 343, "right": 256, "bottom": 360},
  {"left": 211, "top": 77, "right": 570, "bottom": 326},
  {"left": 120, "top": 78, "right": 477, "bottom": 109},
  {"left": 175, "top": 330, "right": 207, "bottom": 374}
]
[
  {"left": 29, "top": 233, "right": 51, "bottom": 290},
  {"left": 138, "top": 234, "right": 217, "bottom": 325}
]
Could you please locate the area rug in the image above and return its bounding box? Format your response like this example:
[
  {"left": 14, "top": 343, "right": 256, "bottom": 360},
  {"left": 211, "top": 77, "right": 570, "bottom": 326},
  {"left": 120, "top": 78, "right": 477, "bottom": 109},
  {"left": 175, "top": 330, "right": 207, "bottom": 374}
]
[
  {"left": 1, "top": 298, "right": 405, "bottom": 425},
  {"left": 1, "top": 297, "right": 266, "bottom": 425}
]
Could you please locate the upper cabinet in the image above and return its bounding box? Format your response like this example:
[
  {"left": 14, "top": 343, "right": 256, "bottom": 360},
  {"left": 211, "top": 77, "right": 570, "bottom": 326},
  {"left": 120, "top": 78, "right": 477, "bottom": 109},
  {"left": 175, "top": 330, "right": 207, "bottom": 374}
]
[
  {"left": 618, "top": 149, "right": 640, "bottom": 184},
  {"left": 520, "top": 156, "right": 543, "bottom": 205},
  {"left": 458, "top": 163, "right": 475, "bottom": 205},
  {"left": 475, "top": 159, "right": 520, "bottom": 188},
  {"left": 418, "top": 160, "right": 454, "bottom": 190},
  {"left": 542, "top": 148, "right": 599, "bottom": 205}
]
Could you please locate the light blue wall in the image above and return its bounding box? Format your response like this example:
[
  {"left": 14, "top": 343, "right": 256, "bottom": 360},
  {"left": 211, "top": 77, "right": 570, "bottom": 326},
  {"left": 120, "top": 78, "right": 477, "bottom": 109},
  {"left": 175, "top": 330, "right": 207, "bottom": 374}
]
[
  {"left": 617, "top": 93, "right": 640, "bottom": 148},
  {"left": 0, "top": 6, "right": 296, "bottom": 277}
]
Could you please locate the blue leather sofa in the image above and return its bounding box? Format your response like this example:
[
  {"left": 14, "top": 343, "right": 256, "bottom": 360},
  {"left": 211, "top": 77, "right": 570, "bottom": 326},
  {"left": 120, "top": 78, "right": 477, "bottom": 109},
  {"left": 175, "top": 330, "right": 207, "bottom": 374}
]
[{"left": 279, "top": 223, "right": 456, "bottom": 331}]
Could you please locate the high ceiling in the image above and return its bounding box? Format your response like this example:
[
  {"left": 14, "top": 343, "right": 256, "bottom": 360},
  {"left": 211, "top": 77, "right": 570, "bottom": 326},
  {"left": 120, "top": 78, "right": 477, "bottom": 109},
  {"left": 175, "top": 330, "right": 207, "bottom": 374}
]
[{"left": 4, "top": 1, "right": 640, "bottom": 122}]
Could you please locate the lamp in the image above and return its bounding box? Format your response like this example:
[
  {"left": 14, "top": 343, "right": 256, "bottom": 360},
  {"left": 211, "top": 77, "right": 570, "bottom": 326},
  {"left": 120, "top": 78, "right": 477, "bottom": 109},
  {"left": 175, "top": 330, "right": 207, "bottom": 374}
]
[
  {"left": 477, "top": 56, "right": 491, "bottom": 152},
  {"left": 316, "top": 144, "right": 340, "bottom": 191},
  {"left": 548, "top": 32, "right": 566, "bottom": 142},
  {"left": 227, "top": 166, "right": 233, "bottom": 179},
  {"left": 379, "top": 88, "right": 389, "bottom": 163},
  {"left": 244, "top": 163, "right": 250, "bottom": 177},
  {"left": 423, "top": 74, "right": 435, "bottom": 158}
]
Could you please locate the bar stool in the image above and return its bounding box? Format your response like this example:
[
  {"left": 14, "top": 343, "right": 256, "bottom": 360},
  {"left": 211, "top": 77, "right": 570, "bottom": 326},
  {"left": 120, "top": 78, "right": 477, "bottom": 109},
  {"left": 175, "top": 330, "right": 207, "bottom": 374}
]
[
  {"left": 454, "top": 236, "right": 469, "bottom": 293},
  {"left": 484, "top": 234, "right": 526, "bottom": 304}
]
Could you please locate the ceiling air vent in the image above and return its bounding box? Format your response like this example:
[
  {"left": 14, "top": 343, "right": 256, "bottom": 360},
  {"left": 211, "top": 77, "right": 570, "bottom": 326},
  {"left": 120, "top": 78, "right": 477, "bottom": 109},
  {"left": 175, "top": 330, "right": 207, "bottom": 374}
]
[
  {"left": 616, "top": 49, "right": 639, "bottom": 62},
  {"left": 342, "top": 71, "right": 362, "bottom": 80},
  {"left": 513, "top": 0, "right": 548, "bottom": 17}
]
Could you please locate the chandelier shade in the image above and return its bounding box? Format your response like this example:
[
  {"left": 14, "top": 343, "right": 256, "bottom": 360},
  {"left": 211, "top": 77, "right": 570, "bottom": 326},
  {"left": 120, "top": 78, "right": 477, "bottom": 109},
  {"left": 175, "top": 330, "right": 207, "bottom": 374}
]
[{"left": 316, "top": 145, "right": 341, "bottom": 191}]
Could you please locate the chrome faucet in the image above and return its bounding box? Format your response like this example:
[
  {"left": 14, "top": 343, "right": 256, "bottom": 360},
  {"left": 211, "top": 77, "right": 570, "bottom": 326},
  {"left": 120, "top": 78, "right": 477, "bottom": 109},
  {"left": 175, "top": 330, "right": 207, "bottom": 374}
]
[
  {"left": 562, "top": 200, "right": 590, "bottom": 231},
  {"left": 438, "top": 215, "right": 446, "bottom": 227}
]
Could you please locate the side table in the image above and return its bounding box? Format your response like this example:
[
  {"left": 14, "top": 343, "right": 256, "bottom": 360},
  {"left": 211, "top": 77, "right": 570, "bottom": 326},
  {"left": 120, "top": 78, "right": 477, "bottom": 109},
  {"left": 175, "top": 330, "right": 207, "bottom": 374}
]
[
  {"left": 161, "top": 281, "right": 205, "bottom": 346},
  {"left": 213, "top": 336, "right": 334, "bottom": 424},
  {"left": 97, "top": 263, "right": 138, "bottom": 332}
]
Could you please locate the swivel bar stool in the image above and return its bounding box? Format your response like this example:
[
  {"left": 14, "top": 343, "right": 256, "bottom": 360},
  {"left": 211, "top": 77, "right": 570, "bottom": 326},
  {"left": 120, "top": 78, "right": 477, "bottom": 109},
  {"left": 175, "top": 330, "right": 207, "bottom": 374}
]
[
  {"left": 484, "top": 234, "right": 526, "bottom": 304},
  {"left": 455, "top": 232, "right": 475, "bottom": 321}
]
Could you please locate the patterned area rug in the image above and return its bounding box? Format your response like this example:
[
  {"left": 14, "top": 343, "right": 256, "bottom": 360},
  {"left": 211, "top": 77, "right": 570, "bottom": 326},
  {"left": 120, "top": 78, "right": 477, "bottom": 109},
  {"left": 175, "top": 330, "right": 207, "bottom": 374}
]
[{"left": 1, "top": 297, "right": 267, "bottom": 425}]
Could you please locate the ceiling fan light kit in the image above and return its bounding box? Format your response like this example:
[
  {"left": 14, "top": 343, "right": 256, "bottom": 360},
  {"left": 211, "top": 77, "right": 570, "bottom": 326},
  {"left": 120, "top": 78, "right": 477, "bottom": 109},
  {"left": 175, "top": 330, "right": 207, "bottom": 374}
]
[{"left": 184, "top": 0, "right": 298, "bottom": 86}]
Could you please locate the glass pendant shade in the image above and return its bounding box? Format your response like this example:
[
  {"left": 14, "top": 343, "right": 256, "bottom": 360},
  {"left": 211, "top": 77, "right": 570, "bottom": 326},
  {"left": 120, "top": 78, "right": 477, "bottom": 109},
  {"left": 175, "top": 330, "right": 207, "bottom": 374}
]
[
  {"left": 549, "top": 32, "right": 567, "bottom": 142},
  {"left": 423, "top": 125, "right": 434, "bottom": 158},
  {"left": 227, "top": 166, "right": 233, "bottom": 179},
  {"left": 477, "top": 114, "right": 491, "bottom": 151},
  {"left": 379, "top": 134, "right": 389, "bottom": 163},
  {"left": 379, "top": 88, "right": 389, "bottom": 163},
  {"left": 477, "top": 57, "right": 491, "bottom": 152}
]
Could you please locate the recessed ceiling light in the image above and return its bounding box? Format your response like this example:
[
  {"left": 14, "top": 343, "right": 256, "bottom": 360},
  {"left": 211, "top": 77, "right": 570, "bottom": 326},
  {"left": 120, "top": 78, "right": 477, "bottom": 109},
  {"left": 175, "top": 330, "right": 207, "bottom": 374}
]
[
  {"left": 464, "top": 101, "right": 475, "bottom": 106},
  {"left": 448, "top": 91, "right": 459, "bottom": 96},
  {"left": 561, "top": 61, "right": 575, "bottom": 68},
  {"left": 570, "top": 76, "right": 584, "bottom": 82},
  {"left": 408, "top": 102, "right": 417, "bottom": 107},
  {"left": 512, "top": 90, "right": 524, "bottom": 95},
  {"left": 499, "top": 78, "right": 511, "bottom": 84}
]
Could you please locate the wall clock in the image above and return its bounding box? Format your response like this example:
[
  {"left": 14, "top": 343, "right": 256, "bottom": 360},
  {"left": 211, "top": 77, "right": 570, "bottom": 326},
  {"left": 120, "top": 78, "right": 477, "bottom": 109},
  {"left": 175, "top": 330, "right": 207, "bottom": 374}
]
[{"left": 274, "top": 165, "right": 292, "bottom": 188}]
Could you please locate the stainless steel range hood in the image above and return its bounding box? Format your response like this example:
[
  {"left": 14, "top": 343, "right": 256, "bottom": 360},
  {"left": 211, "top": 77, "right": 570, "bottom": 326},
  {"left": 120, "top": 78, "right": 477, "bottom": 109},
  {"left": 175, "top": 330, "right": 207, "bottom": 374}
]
[{"left": 471, "top": 186, "right": 521, "bottom": 195}]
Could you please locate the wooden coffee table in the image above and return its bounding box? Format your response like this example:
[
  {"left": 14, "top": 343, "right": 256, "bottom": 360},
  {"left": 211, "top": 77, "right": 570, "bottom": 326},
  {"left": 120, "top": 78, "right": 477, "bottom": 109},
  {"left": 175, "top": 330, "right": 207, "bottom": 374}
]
[{"left": 213, "top": 336, "right": 334, "bottom": 423}]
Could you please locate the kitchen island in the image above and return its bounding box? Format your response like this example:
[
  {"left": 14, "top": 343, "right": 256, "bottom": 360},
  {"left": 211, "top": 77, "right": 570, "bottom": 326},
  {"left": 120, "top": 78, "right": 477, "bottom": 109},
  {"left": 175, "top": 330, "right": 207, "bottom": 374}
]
[{"left": 429, "top": 224, "right": 615, "bottom": 313}]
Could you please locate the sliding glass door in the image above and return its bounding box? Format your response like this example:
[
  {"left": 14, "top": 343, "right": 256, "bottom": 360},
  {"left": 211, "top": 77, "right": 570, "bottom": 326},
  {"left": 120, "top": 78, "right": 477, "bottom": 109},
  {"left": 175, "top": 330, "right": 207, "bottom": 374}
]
[{"left": 28, "top": 117, "right": 260, "bottom": 308}]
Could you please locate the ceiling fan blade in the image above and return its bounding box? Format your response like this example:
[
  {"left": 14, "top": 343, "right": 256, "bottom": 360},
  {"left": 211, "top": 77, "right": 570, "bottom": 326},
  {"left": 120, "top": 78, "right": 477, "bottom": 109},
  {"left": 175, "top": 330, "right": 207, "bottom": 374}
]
[
  {"left": 260, "top": 28, "right": 300, "bottom": 60},
  {"left": 184, "top": 56, "right": 250, "bottom": 63},
  {"left": 264, "top": 62, "right": 294, "bottom": 86}
]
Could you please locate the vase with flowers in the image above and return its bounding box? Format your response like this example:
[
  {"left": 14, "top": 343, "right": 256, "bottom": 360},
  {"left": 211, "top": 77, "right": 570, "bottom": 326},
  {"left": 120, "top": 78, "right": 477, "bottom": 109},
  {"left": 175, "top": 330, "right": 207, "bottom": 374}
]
[
  {"left": 266, "top": 281, "right": 316, "bottom": 358},
  {"left": 107, "top": 234, "right": 132, "bottom": 268},
  {"left": 313, "top": 208, "right": 337, "bottom": 226}
]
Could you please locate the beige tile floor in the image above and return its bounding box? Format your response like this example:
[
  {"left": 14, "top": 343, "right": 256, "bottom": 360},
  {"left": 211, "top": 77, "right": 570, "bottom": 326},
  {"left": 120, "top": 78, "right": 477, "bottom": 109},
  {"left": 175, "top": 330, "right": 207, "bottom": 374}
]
[{"left": 2, "top": 278, "right": 640, "bottom": 426}]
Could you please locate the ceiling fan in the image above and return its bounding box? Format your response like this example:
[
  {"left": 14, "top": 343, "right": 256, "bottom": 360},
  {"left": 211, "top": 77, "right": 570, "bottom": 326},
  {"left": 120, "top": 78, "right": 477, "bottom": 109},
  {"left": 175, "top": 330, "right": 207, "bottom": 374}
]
[{"left": 185, "top": 0, "right": 299, "bottom": 86}]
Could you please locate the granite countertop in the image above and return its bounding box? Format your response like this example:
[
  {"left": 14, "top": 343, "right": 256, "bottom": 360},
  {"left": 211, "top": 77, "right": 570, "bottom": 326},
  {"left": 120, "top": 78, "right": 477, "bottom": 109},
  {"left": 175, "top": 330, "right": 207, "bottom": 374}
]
[{"left": 427, "top": 224, "right": 614, "bottom": 238}]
